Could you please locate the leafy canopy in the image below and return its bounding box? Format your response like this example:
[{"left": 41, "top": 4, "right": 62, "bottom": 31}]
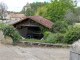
[
  {"left": 35, "top": 6, "right": 50, "bottom": 20},
  {"left": 47, "top": 0, "right": 77, "bottom": 22},
  {"left": 25, "top": 8, "right": 34, "bottom": 17}
]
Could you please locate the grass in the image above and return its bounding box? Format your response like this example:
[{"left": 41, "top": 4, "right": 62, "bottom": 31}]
[
  {"left": 21, "top": 33, "right": 72, "bottom": 45},
  {"left": 23, "top": 39, "right": 44, "bottom": 43},
  {"left": 21, "top": 38, "right": 71, "bottom": 46},
  {"left": 55, "top": 43, "right": 71, "bottom": 45},
  {"left": 21, "top": 39, "right": 70, "bottom": 45}
]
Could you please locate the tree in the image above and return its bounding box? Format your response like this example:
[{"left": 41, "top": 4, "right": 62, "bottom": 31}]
[
  {"left": 30, "top": 2, "right": 49, "bottom": 12},
  {"left": 35, "top": 6, "right": 50, "bottom": 19},
  {"left": 20, "top": 6, "right": 25, "bottom": 14},
  {"left": 0, "top": 2, "right": 8, "bottom": 19},
  {"left": 64, "top": 9, "right": 75, "bottom": 24},
  {"left": 25, "top": 8, "right": 34, "bottom": 16},
  {"left": 64, "top": 8, "right": 80, "bottom": 25},
  {"left": 21, "top": 2, "right": 49, "bottom": 14},
  {"left": 74, "top": 7, "right": 80, "bottom": 22},
  {"left": 52, "top": 21, "right": 68, "bottom": 33},
  {"left": 47, "top": 0, "right": 77, "bottom": 22}
]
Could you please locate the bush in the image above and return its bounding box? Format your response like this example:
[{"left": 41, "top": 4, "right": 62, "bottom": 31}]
[
  {"left": 44, "top": 34, "right": 55, "bottom": 43},
  {"left": 0, "top": 23, "right": 22, "bottom": 44},
  {"left": 52, "top": 21, "right": 68, "bottom": 33},
  {"left": 44, "top": 31, "right": 50, "bottom": 39},
  {"left": 0, "top": 18, "right": 3, "bottom": 20},
  {"left": 63, "top": 28, "right": 80, "bottom": 44},
  {"left": 53, "top": 33, "right": 64, "bottom": 43},
  {"left": 12, "top": 32, "right": 22, "bottom": 43}
]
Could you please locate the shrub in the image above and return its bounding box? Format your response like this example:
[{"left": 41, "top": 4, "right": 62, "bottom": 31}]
[
  {"left": 0, "top": 23, "right": 22, "bottom": 44},
  {"left": 53, "top": 33, "right": 64, "bottom": 43},
  {"left": 44, "top": 31, "right": 50, "bottom": 39},
  {"left": 44, "top": 34, "right": 55, "bottom": 43},
  {"left": 52, "top": 21, "right": 68, "bottom": 33},
  {"left": 12, "top": 31, "right": 22, "bottom": 43},
  {"left": 0, "top": 18, "right": 3, "bottom": 20},
  {"left": 0, "top": 23, "right": 5, "bottom": 30},
  {"left": 63, "top": 28, "right": 80, "bottom": 44}
]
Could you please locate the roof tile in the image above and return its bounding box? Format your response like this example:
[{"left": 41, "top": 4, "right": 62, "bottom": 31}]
[{"left": 10, "top": 16, "right": 54, "bottom": 29}]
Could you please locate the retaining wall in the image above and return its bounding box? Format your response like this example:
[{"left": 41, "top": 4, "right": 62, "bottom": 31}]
[{"left": 17, "top": 41, "right": 71, "bottom": 48}]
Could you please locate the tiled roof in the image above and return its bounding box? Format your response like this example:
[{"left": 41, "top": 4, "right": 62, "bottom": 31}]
[
  {"left": 10, "top": 16, "right": 54, "bottom": 29},
  {"left": 12, "top": 14, "right": 25, "bottom": 18},
  {"left": 8, "top": 13, "right": 14, "bottom": 15}
]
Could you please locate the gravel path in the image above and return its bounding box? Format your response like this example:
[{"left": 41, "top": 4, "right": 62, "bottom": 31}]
[{"left": 0, "top": 41, "right": 70, "bottom": 60}]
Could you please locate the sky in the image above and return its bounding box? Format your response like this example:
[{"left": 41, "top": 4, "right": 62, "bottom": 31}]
[{"left": 0, "top": 0, "right": 80, "bottom": 12}]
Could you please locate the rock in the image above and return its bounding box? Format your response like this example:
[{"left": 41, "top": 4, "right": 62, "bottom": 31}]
[
  {"left": 70, "top": 39, "right": 80, "bottom": 60},
  {"left": 41, "top": 37, "right": 44, "bottom": 40},
  {"left": 0, "top": 31, "right": 13, "bottom": 44},
  {"left": 5, "top": 36, "right": 13, "bottom": 44},
  {"left": 0, "top": 31, "right": 5, "bottom": 41},
  {"left": 22, "top": 37, "right": 25, "bottom": 39}
]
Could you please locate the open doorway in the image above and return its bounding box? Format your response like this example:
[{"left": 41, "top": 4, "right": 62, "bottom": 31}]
[{"left": 16, "top": 26, "right": 44, "bottom": 39}]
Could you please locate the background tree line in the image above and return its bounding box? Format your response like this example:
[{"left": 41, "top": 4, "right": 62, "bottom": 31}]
[
  {"left": 20, "top": 2, "right": 49, "bottom": 17},
  {"left": 20, "top": 0, "right": 80, "bottom": 24}
]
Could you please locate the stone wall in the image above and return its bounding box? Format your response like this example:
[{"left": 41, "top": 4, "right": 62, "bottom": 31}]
[
  {"left": 69, "top": 39, "right": 80, "bottom": 60},
  {"left": 17, "top": 41, "right": 71, "bottom": 48}
]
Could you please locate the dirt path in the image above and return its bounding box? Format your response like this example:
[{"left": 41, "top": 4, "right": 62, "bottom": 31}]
[
  {"left": 0, "top": 41, "right": 26, "bottom": 60},
  {"left": 0, "top": 41, "right": 70, "bottom": 60}
]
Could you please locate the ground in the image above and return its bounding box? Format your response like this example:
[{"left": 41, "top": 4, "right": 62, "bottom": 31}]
[{"left": 0, "top": 40, "right": 70, "bottom": 60}]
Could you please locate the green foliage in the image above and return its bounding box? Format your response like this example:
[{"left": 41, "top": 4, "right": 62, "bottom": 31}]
[
  {"left": 29, "top": 19, "right": 50, "bottom": 33},
  {"left": 0, "top": 18, "right": 3, "bottom": 20},
  {"left": 12, "top": 32, "right": 22, "bottom": 43},
  {"left": 35, "top": 6, "right": 50, "bottom": 20},
  {"left": 63, "top": 28, "right": 80, "bottom": 44},
  {"left": 20, "top": 6, "right": 25, "bottom": 14},
  {"left": 44, "top": 31, "right": 50, "bottom": 39},
  {"left": 73, "top": 25, "right": 80, "bottom": 31},
  {"left": 0, "top": 23, "right": 5, "bottom": 30},
  {"left": 25, "top": 8, "right": 34, "bottom": 16},
  {"left": 52, "top": 21, "right": 68, "bottom": 33},
  {"left": 2, "top": 26, "right": 15, "bottom": 37},
  {"left": 47, "top": 0, "right": 77, "bottom": 22},
  {"left": 23, "top": 39, "right": 43, "bottom": 43},
  {"left": 0, "top": 23, "right": 22, "bottom": 44},
  {"left": 30, "top": 2, "right": 49, "bottom": 12},
  {"left": 44, "top": 34, "right": 55, "bottom": 43},
  {"left": 64, "top": 9, "right": 78, "bottom": 25},
  {"left": 74, "top": 7, "right": 80, "bottom": 16},
  {"left": 39, "top": 24, "right": 50, "bottom": 33},
  {"left": 21, "top": 2, "right": 49, "bottom": 14},
  {"left": 53, "top": 33, "right": 64, "bottom": 43},
  {"left": 7, "top": 11, "right": 21, "bottom": 14}
]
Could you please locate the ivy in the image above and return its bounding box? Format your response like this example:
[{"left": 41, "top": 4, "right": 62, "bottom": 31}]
[
  {"left": 39, "top": 24, "right": 50, "bottom": 33},
  {"left": 0, "top": 23, "right": 22, "bottom": 44},
  {"left": 30, "top": 19, "right": 50, "bottom": 33}
]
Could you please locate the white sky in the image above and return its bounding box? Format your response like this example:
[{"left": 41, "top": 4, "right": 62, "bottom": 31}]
[
  {"left": 0, "top": 0, "right": 80, "bottom": 12},
  {"left": 77, "top": 2, "right": 80, "bottom": 7}
]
